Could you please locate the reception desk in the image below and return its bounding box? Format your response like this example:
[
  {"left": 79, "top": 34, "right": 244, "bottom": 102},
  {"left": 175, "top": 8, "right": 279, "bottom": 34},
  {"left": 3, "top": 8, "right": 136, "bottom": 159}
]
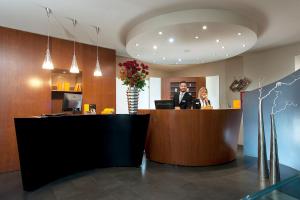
[
  {"left": 14, "top": 114, "right": 149, "bottom": 191},
  {"left": 139, "top": 109, "right": 242, "bottom": 166}
]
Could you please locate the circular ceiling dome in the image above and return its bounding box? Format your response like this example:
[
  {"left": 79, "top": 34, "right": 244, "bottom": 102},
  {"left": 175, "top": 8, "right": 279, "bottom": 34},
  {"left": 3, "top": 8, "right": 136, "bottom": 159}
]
[{"left": 126, "top": 9, "right": 258, "bottom": 65}]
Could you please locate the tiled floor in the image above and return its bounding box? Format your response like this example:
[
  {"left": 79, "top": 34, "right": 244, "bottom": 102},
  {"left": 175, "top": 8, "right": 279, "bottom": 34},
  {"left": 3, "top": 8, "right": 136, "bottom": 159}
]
[{"left": 0, "top": 149, "right": 298, "bottom": 200}]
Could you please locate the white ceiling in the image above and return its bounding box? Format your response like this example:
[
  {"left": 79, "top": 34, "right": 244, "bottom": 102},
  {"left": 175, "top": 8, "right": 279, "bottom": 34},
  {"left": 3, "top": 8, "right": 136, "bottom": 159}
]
[
  {"left": 126, "top": 9, "right": 258, "bottom": 65},
  {"left": 1, "top": 0, "right": 300, "bottom": 70}
]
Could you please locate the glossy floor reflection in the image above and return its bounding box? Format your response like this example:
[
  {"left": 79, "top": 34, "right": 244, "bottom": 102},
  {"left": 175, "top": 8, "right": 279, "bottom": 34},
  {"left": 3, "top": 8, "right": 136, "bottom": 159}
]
[
  {"left": 0, "top": 148, "right": 298, "bottom": 200},
  {"left": 243, "top": 174, "right": 300, "bottom": 200}
]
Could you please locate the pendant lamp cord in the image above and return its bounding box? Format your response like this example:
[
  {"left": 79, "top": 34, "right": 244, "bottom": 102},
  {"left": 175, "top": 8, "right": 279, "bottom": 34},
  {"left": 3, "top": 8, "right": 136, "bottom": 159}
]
[
  {"left": 46, "top": 8, "right": 51, "bottom": 50},
  {"left": 96, "top": 27, "right": 100, "bottom": 62},
  {"left": 73, "top": 18, "right": 77, "bottom": 55}
]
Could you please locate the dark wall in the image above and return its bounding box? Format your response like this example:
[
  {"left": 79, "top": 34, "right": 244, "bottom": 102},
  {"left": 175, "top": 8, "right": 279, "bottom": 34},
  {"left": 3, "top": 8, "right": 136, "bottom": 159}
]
[
  {"left": 0, "top": 26, "right": 116, "bottom": 172},
  {"left": 243, "top": 69, "right": 300, "bottom": 170}
]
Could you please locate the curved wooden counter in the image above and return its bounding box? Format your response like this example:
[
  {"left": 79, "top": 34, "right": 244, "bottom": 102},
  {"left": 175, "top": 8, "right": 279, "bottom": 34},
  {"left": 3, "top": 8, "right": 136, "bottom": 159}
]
[{"left": 140, "top": 109, "right": 242, "bottom": 166}]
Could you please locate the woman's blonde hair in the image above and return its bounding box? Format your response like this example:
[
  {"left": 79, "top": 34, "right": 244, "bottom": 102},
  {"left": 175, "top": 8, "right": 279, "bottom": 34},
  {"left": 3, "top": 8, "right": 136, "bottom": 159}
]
[{"left": 198, "top": 87, "right": 208, "bottom": 99}]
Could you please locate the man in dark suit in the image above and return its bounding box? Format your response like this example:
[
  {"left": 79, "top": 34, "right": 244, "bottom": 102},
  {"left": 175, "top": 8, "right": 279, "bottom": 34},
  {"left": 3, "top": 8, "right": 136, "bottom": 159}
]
[{"left": 173, "top": 81, "right": 193, "bottom": 109}]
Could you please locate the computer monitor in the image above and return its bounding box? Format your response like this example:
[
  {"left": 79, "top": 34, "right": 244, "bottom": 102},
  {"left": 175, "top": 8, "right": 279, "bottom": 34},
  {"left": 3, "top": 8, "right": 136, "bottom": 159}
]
[
  {"left": 62, "top": 93, "right": 82, "bottom": 112},
  {"left": 155, "top": 100, "right": 174, "bottom": 109}
]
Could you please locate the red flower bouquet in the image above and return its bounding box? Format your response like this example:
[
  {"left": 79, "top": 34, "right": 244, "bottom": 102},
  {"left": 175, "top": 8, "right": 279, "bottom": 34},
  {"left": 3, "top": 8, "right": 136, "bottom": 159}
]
[{"left": 118, "top": 60, "right": 149, "bottom": 90}]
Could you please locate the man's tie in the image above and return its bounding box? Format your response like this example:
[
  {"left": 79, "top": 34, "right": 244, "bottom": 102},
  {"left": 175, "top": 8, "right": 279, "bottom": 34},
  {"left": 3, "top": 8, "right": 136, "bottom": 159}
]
[{"left": 179, "top": 93, "right": 184, "bottom": 103}]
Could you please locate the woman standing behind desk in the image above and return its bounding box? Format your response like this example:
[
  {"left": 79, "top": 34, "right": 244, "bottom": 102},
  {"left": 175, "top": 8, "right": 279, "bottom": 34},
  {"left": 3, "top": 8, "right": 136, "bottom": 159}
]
[{"left": 195, "top": 87, "right": 212, "bottom": 109}]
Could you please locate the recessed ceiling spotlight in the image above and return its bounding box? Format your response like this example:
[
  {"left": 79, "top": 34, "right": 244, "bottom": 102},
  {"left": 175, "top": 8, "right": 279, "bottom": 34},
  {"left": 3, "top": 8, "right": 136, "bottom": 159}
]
[
  {"left": 178, "top": 58, "right": 182, "bottom": 62},
  {"left": 202, "top": 25, "right": 207, "bottom": 30},
  {"left": 242, "top": 44, "right": 246, "bottom": 47},
  {"left": 137, "top": 54, "right": 140, "bottom": 57},
  {"left": 158, "top": 31, "right": 163, "bottom": 35},
  {"left": 168, "top": 38, "right": 175, "bottom": 43},
  {"left": 226, "top": 54, "right": 229, "bottom": 57},
  {"left": 222, "top": 46, "right": 225, "bottom": 49},
  {"left": 153, "top": 45, "right": 158, "bottom": 50},
  {"left": 237, "top": 32, "right": 242, "bottom": 36},
  {"left": 162, "top": 57, "right": 166, "bottom": 60},
  {"left": 195, "top": 36, "right": 199, "bottom": 39},
  {"left": 216, "top": 39, "right": 220, "bottom": 43},
  {"left": 135, "top": 43, "right": 139, "bottom": 47}
]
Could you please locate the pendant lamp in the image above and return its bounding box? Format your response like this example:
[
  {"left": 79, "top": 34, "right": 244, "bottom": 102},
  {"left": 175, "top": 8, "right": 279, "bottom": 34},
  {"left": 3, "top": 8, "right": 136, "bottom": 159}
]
[
  {"left": 70, "top": 18, "right": 80, "bottom": 73},
  {"left": 42, "top": 7, "right": 54, "bottom": 70},
  {"left": 94, "top": 27, "right": 103, "bottom": 77}
]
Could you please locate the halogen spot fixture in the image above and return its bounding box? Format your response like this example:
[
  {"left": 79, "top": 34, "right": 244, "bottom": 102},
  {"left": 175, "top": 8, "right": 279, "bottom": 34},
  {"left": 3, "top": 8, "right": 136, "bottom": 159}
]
[
  {"left": 94, "top": 26, "right": 103, "bottom": 77},
  {"left": 70, "top": 18, "right": 80, "bottom": 74},
  {"left": 168, "top": 38, "right": 174, "bottom": 43},
  {"left": 42, "top": 7, "right": 54, "bottom": 70}
]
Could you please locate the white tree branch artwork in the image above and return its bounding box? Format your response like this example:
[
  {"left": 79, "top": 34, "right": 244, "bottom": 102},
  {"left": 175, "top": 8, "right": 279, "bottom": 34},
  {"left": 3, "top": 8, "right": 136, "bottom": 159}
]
[
  {"left": 273, "top": 101, "right": 298, "bottom": 115},
  {"left": 271, "top": 91, "right": 281, "bottom": 114},
  {"left": 257, "top": 75, "right": 300, "bottom": 180},
  {"left": 269, "top": 90, "right": 297, "bottom": 184},
  {"left": 259, "top": 76, "right": 300, "bottom": 101}
]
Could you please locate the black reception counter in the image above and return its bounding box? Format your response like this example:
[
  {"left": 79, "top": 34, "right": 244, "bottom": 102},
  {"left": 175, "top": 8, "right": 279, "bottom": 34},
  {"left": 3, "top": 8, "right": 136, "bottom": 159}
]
[{"left": 14, "top": 114, "right": 150, "bottom": 191}]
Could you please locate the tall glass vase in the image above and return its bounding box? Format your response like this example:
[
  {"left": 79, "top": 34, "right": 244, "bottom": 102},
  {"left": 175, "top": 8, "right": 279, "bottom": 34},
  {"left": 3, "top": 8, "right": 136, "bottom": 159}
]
[
  {"left": 270, "top": 114, "right": 280, "bottom": 184},
  {"left": 258, "top": 99, "right": 269, "bottom": 180},
  {"left": 127, "top": 87, "right": 139, "bottom": 114}
]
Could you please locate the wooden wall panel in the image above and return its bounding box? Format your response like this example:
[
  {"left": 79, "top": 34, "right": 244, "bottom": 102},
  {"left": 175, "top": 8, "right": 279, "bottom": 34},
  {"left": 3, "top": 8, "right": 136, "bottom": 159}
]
[
  {"left": 0, "top": 27, "right": 51, "bottom": 173},
  {"left": 80, "top": 44, "right": 116, "bottom": 113},
  {"left": 0, "top": 26, "right": 116, "bottom": 172},
  {"left": 51, "top": 38, "right": 116, "bottom": 113}
]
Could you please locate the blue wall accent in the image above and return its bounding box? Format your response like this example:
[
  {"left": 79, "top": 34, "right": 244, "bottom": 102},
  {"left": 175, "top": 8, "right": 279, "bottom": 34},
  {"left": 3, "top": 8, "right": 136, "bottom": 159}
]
[{"left": 243, "top": 69, "right": 300, "bottom": 170}]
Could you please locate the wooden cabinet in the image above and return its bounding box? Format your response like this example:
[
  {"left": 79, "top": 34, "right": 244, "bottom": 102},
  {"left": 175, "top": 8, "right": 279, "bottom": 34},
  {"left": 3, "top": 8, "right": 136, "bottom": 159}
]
[
  {"left": 51, "top": 69, "right": 82, "bottom": 93},
  {"left": 51, "top": 69, "right": 83, "bottom": 113},
  {"left": 170, "top": 81, "right": 198, "bottom": 99},
  {"left": 162, "top": 77, "right": 206, "bottom": 100}
]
